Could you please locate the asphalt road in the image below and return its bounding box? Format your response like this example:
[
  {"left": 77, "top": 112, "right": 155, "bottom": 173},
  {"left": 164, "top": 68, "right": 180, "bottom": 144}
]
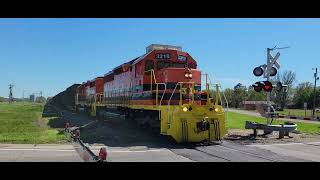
[
  {"left": 1, "top": 141, "right": 319, "bottom": 162},
  {"left": 0, "top": 144, "right": 83, "bottom": 162},
  {"left": 89, "top": 141, "right": 319, "bottom": 162},
  {"left": 249, "top": 141, "right": 320, "bottom": 162}
]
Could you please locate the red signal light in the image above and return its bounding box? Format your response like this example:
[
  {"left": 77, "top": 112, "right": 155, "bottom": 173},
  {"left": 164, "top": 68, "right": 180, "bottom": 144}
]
[
  {"left": 252, "top": 81, "right": 273, "bottom": 92},
  {"left": 262, "top": 81, "right": 273, "bottom": 92}
]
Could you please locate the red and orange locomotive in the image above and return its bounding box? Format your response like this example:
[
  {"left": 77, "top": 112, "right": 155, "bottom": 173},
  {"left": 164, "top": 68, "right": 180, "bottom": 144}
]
[{"left": 75, "top": 44, "right": 226, "bottom": 143}]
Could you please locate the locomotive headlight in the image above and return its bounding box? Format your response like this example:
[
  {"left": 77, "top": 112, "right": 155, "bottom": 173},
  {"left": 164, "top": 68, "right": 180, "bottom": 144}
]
[
  {"left": 214, "top": 107, "right": 219, "bottom": 112},
  {"left": 185, "top": 73, "right": 192, "bottom": 78},
  {"left": 182, "top": 106, "right": 188, "bottom": 112}
]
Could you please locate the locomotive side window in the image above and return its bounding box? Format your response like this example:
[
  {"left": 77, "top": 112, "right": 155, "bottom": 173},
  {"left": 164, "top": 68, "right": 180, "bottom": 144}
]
[
  {"left": 188, "top": 63, "right": 196, "bottom": 69},
  {"left": 178, "top": 55, "right": 187, "bottom": 61},
  {"left": 145, "top": 60, "right": 154, "bottom": 75}
]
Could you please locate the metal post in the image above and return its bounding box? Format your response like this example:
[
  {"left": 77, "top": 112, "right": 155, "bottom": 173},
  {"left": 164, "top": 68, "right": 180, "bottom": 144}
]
[
  {"left": 8, "top": 84, "right": 14, "bottom": 103},
  {"left": 156, "top": 84, "right": 158, "bottom": 106},
  {"left": 266, "top": 48, "right": 271, "bottom": 124},
  {"left": 192, "top": 83, "right": 194, "bottom": 104},
  {"left": 313, "top": 68, "right": 318, "bottom": 116},
  {"left": 180, "top": 83, "right": 183, "bottom": 106},
  {"left": 215, "top": 84, "right": 219, "bottom": 106},
  {"left": 206, "top": 74, "right": 209, "bottom": 105}
]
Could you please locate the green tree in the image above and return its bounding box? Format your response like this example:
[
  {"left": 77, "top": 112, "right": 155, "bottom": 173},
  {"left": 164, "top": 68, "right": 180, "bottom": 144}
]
[
  {"left": 293, "top": 82, "right": 314, "bottom": 108},
  {"left": 223, "top": 88, "right": 234, "bottom": 107},
  {"left": 246, "top": 88, "right": 267, "bottom": 101},
  {"left": 271, "top": 70, "right": 296, "bottom": 110}
]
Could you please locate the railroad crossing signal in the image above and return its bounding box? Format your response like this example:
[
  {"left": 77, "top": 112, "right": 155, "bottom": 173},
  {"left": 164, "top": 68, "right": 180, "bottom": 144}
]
[
  {"left": 251, "top": 46, "right": 290, "bottom": 125},
  {"left": 252, "top": 81, "right": 286, "bottom": 93}
]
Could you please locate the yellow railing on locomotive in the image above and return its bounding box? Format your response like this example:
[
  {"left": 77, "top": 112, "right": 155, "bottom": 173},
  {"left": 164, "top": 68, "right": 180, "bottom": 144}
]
[
  {"left": 201, "top": 73, "right": 221, "bottom": 106},
  {"left": 178, "top": 82, "right": 196, "bottom": 106},
  {"left": 75, "top": 93, "right": 87, "bottom": 104},
  {"left": 145, "top": 69, "right": 161, "bottom": 106},
  {"left": 95, "top": 93, "right": 104, "bottom": 105}
]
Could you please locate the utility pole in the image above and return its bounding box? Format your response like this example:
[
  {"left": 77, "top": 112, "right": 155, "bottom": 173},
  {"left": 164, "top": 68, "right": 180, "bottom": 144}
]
[
  {"left": 22, "top": 90, "right": 26, "bottom": 100},
  {"left": 312, "top": 68, "right": 319, "bottom": 116},
  {"left": 8, "top": 84, "right": 14, "bottom": 103}
]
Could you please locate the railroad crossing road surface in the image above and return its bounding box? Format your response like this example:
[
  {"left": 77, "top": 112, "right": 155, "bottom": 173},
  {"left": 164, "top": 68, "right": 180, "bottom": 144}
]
[
  {"left": 89, "top": 141, "right": 320, "bottom": 162},
  {"left": 0, "top": 144, "right": 83, "bottom": 162},
  {"left": 0, "top": 142, "right": 319, "bottom": 162},
  {"left": 89, "top": 145, "right": 193, "bottom": 162}
]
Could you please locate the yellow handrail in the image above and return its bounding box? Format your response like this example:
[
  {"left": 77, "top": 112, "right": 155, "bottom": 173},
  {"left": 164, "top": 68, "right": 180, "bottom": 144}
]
[{"left": 145, "top": 69, "right": 161, "bottom": 106}]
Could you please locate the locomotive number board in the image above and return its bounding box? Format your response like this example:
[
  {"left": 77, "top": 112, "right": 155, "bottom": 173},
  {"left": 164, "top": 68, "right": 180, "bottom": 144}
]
[{"left": 155, "top": 53, "right": 171, "bottom": 59}]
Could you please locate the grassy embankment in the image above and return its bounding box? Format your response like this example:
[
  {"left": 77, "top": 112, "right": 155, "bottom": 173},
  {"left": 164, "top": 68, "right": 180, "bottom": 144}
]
[
  {"left": 0, "top": 102, "right": 66, "bottom": 144},
  {"left": 226, "top": 111, "right": 320, "bottom": 134}
]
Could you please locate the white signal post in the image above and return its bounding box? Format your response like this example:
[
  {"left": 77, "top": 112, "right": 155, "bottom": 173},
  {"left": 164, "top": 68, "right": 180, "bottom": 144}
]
[{"left": 265, "top": 48, "right": 282, "bottom": 124}]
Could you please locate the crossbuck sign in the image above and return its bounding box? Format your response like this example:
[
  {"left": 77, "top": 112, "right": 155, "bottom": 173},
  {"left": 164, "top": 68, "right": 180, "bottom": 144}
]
[{"left": 265, "top": 50, "right": 281, "bottom": 78}]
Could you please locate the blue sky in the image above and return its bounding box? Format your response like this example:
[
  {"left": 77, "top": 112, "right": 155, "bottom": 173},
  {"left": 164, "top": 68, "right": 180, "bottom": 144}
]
[{"left": 0, "top": 18, "right": 319, "bottom": 98}]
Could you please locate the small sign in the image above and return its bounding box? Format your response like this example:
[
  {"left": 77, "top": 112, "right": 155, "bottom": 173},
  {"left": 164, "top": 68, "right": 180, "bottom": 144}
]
[{"left": 304, "top": 102, "right": 307, "bottom": 109}]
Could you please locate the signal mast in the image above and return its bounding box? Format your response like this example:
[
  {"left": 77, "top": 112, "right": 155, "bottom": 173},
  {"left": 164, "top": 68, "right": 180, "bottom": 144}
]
[{"left": 252, "top": 46, "right": 289, "bottom": 124}]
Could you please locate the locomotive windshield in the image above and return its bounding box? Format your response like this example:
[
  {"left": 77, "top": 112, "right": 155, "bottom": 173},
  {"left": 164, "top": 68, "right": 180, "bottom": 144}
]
[{"left": 157, "top": 61, "right": 188, "bottom": 70}]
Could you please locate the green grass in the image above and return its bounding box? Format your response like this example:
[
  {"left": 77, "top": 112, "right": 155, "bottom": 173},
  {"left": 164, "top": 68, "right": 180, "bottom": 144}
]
[
  {"left": 0, "top": 102, "right": 66, "bottom": 144},
  {"left": 278, "top": 109, "right": 314, "bottom": 117},
  {"left": 226, "top": 111, "right": 320, "bottom": 134}
]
